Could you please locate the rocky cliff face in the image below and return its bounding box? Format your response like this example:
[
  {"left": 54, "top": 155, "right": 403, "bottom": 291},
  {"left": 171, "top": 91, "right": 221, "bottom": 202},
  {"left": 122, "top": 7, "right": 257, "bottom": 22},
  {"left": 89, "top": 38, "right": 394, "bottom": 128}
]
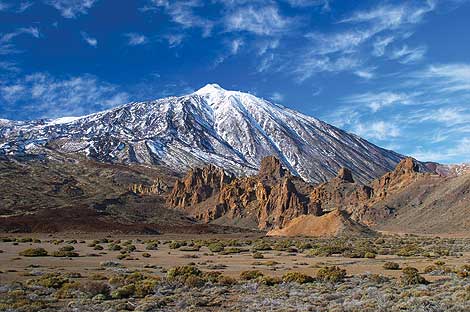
[
  {"left": 167, "top": 156, "right": 319, "bottom": 229},
  {"left": 167, "top": 165, "right": 233, "bottom": 210},
  {"left": 370, "top": 157, "right": 421, "bottom": 201},
  {"left": 166, "top": 156, "right": 437, "bottom": 234}
]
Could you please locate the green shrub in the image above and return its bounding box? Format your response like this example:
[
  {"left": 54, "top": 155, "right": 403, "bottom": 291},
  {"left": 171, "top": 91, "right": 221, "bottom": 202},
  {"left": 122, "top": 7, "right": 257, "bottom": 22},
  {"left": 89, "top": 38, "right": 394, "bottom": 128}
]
[
  {"left": 31, "top": 273, "right": 69, "bottom": 289},
  {"left": 383, "top": 262, "right": 400, "bottom": 270},
  {"left": 167, "top": 265, "right": 202, "bottom": 280},
  {"left": 202, "top": 271, "right": 222, "bottom": 283},
  {"left": 169, "top": 241, "right": 186, "bottom": 249},
  {"left": 184, "top": 275, "right": 205, "bottom": 288},
  {"left": 145, "top": 242, "right": 159, "bottom": 250},
  {"left": 17, "top": 237, "right": 33, "bottom": 243},
  {"left": 282, "top": 272, "right": 314, "bottom": 284},
  {"left": 457, "top": 265, "right": 470, "bottom": 278},
  {"left": 217, "top": 275, "right": 237, "bottom": 286},
  {"left": 240, "top": 270, "right": 264, "bottom": 280},
  {"left": 52, "top": 249, "right": 79, "bottom": 257},
  {"left": 94, "top": 245, "right": 104, "bottom": 250},
  {"left": 208, "top": 242, "right": 224, "bottom": 253},
  {"left": 134, "top": 279, "right": 158, "bottom": 297},
  {"left": 59, "top": 245, "right": 75, "bottom": 252},
  {"left": 220, "top": 247, "right": 246, "bottom": 255},
  {"left": 55, "top": 282, "right": 80, "bottom": 299},
  {"left": 260, "top": 276, "right": 282, "bottom": 286},
  {"left": 401, "top": 267, "right": 428, "bottom": 285},
  {"left": 317, "top": 266, "right": 346, "bottom": 283},
  {"left": 364, "top": 252, "right": 376, "bottom": 259},
  {"left": 108, "top": 244, "right": 122, "bottom": 251},
  {"left": 397, "top": 245, "right": 422, "bottom": 257},
  {"left": 252, "top": 252, "right": 264, "bottom": 259},
  {"left": 19, "top": 248, "right": 48, "bottom": 257},
  {"left": 179, "top": 246, "right": 200, "bottom": 252},
  {"left": 142, "top": 252, "right": 151, "bottom": 258},
  {"left": 252, "top": 241, "right": 272, "bottom": 251},
  {"left": 111, "top": 284, "right": 135, "bottom": 299},
  {"left": 126, "top": 245, "right": 137, "bottom": 252},
  {"left": 80, "top": 281, "right": 110, "bottom": 298}
]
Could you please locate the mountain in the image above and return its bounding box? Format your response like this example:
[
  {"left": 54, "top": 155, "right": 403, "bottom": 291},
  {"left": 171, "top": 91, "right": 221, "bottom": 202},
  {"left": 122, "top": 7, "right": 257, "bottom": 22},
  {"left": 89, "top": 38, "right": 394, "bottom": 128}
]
[{"left": 0, "top": 83, "right": 404, "bottom": 183}]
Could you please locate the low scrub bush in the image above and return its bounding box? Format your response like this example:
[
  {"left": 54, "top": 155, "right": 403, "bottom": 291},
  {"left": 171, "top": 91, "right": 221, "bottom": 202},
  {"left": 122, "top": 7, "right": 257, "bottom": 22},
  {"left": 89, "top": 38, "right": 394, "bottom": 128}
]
[
  {"left": 383, "top": 262, "right": 400, "bottom": 270},
  {"left": 317, "top": 266, "right": 346, "bottom": 283},
  {"left": 282, "top": 272, "right": 314, "bottom": 284},
  {"left": 401, "top": 267, "right": 428, "bottom": 285},
  {"left": 19, "top": 248, "right": 48, "bottom": 257},
  {"left": 240, "top": 270, "right": 264, "bottom": 280}
]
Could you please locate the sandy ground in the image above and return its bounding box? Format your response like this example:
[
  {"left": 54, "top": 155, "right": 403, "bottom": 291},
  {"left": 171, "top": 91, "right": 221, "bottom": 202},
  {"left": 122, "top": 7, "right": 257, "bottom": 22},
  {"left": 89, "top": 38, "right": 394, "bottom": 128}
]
[{"left": 1, "top": 234, "right": 469, "bottom": 284}]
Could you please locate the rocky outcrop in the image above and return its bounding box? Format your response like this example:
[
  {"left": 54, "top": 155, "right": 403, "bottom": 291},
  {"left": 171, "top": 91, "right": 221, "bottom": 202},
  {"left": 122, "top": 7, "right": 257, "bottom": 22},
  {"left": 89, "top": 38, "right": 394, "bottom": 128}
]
[
  {"left": 166, "top": 155, "right": 438, "bottom": 235},
  {"left": 167, "top": 156, "right": 319, "bottom": 230},
  {"left": 336, "top": 167, "right": 354, "bottom": 183},
  {"left": 370, "top": 157, "right": 421, "bottom": 201},
  {"left": 257, "top": 156, "right": 288, "bottom": 180},
  {"left": 167, "top": 165, "right": 233, "bottom": 209},
  {"left": 130, "top": 178, "right": 168, "bottom": 195},
  {"left": 352, "top": 157, "right": 427, "bottom": 224},
  {"left": 309, "top": 167, "right": 372, "bottom": 214}
]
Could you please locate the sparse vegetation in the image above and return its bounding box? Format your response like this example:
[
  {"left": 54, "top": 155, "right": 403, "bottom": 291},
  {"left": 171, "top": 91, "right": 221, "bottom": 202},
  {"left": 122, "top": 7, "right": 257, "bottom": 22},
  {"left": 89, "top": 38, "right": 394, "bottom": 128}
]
[
  {"left": 282, "top": 272, "right": 314, "bottom": 284},
  {"left": 2, "top": 235, "right": 470, "bottom": 311},
  {"left": 317, "top": 266, "right": 346, "bottom": 282},
  {"left": 383, "top": 261, "right": 400, "bottom": 270},
  {"left": 401, "top": 267, "right": 428, "bottom": 285},
  {"left": 19, "top": 248, "right": 48, "bottom": 257}
]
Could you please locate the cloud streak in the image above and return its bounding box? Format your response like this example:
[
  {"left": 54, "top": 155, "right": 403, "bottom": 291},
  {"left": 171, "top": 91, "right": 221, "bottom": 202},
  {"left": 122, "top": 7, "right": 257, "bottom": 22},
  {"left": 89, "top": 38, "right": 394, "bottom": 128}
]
[
  {"left": 0, "top": 72, "right": 129, "bottom": 119},
  {"left": 45, "top": 0, "right": 97, "bottom": 18}
]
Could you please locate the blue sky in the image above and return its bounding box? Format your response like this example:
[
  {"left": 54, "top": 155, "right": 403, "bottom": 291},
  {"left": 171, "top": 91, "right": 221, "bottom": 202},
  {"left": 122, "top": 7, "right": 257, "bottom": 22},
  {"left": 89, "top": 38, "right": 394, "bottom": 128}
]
[{"left": 0, "top": 0, "right": 469, "bottom": 164}]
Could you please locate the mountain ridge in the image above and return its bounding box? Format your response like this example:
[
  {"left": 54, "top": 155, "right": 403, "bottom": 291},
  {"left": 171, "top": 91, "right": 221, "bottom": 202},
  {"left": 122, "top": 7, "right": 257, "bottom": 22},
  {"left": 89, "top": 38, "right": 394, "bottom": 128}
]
[{"left": 1, "top": 83, "right": 406, "bottom": 183}]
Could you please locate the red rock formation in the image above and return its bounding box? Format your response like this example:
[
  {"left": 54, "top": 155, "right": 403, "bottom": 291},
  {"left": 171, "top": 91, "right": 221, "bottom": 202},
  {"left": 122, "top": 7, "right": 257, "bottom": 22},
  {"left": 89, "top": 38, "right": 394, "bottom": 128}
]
[
  {"left": 370, "top": 157, "right": 420, "bottom": 201},
  {"left": 166, "top": 156, "right": 431, "bottom": 234},
  {"left": 167, "top": 165, "right": 233, "bottom": 209},
  {"left": 167, "top": 156, "right": 319, "bottom": 230}
]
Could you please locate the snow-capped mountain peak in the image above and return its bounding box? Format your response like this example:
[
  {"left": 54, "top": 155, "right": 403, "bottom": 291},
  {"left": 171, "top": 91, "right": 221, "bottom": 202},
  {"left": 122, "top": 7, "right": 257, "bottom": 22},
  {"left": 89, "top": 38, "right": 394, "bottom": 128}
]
[{"left": 0, "top": 84, "right": 404, "bottom": 183}]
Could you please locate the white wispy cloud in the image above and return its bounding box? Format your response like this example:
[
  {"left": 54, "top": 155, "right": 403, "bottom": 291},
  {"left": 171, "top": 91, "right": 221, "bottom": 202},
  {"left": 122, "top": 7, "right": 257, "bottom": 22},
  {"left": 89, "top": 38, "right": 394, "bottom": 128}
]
[
  {"left": 293, "top": 55, "right": 361, "bottom": 82},
  {"left": 213, "top": 38, "right": 245, "bottom": 67},
  {"left": 230, "top": 38, "right": 244, "bottom": 54},
  {"left": 0, "top": 1, "right": 34, "bottom": 12},
  {"left": 147, "top": 0, "right": 214, "bottom": 37},
  {"left": 224, "top": 5, "right": 293, "bottom": 36},
  {"left": 372, "top": 36, "right": 394, "bottom": 56},
  {"left": 352, "top": 120, "right": 401, "bottom": 140},
  {"left": 390, "top": 45, "right": 426, "bottom": 64},
  {"left": 285, "top": 1, "right": 436, "bottom": 81},
  {"left": 0, "top": 27, "right": 40, "bottom": 55},
  {"left": 285, "top": 0, "right": 330, "bottom": 9},
  {"left": 411, "top": 137, "right": 470, "bottom": 162},
  {"left": 413, "top": 63, "right": 470, "bottom": 92},
  {"left": 45, "top": 0, "right": 97, "bottom": 18},
  {"left": 125, "top": 33, "right": 148, "bottom": 46},
  {"left": 0, "top": 61, "right": 19, "bottom": 72},
  {"left": 81, "top": 31, "right": 97, "bottom": 47},
  {"left": 354, "top": 68, "right": 376, "bottom": 80},
  {"left": 344, "top": 91, "right": 412, "bottom": 112},
  {"left": 341, "top": 1, "right": 436, "bottom": 30},
  {"left": 0, "top": 72, "right": 129, "bottom": 118},
  {"left": 0, "top": 1, "right": 10, "bottom": 11},
  {"left": 410, "top": 107, "right": 470, "bottom": 126},
  {"left": 270, "top": 92, "right": 284, "bottom": 102},
  {"left": 165, "top": 34, "right": 184, "bottom": 47}
]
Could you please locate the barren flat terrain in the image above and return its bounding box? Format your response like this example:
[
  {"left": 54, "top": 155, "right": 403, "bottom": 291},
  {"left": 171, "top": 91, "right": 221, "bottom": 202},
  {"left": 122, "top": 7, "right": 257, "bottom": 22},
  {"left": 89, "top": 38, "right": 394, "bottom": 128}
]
[{"left": 1, "top": 234, "right": 470, "bottom": 311}]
